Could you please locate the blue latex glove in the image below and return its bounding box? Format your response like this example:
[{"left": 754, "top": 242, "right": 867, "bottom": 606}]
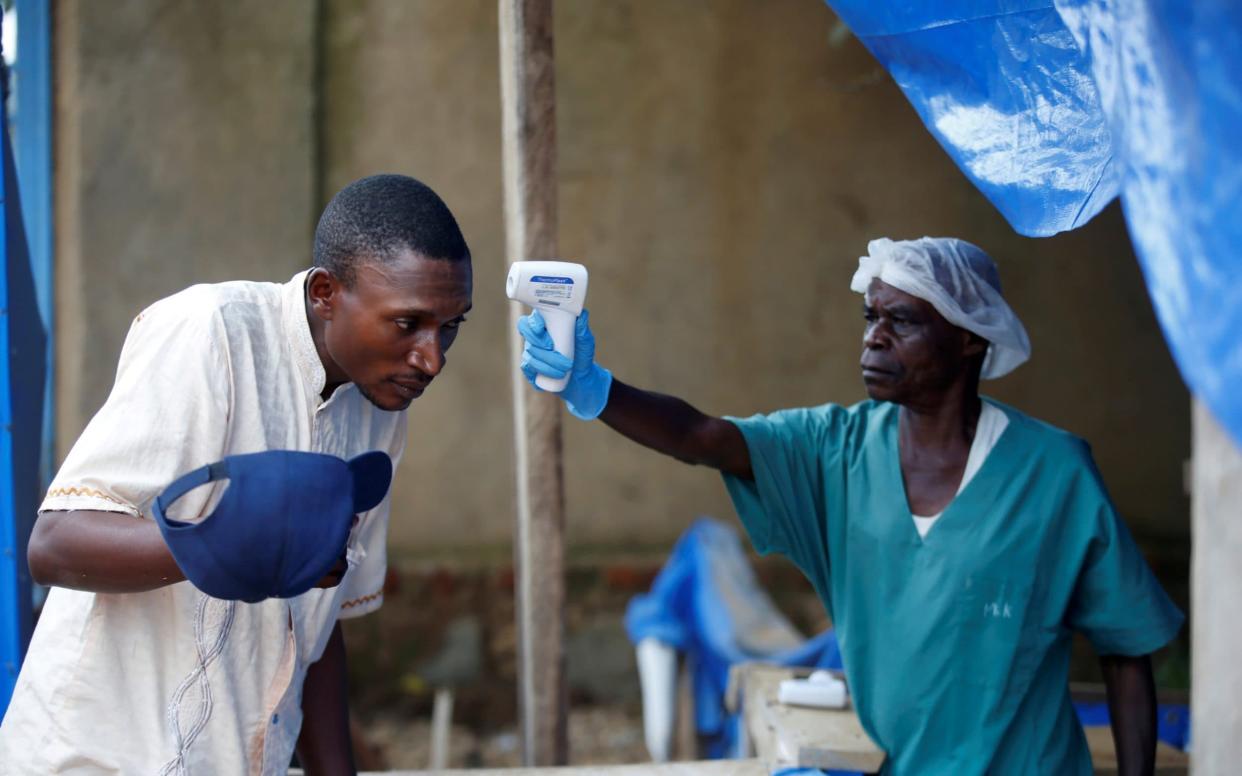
[{"left": 517, "top": 309, "right": 613, "bottom": 420}]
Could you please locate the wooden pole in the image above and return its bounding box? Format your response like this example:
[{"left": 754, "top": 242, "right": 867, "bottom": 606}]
[
  {"left": 1190, "top": 400, "right": 1242, "bottom": 773},
  {"left": 499, "top": 0, "right": 568, "bottom": 766}
]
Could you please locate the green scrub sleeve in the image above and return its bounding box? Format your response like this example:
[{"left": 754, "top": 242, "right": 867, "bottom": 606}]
[
  {"left": 720, "top": 408, "right": 831, "bottom": 575},
  {"left": 1066, "top": 454, "right": 1185, "bottom": 656}
]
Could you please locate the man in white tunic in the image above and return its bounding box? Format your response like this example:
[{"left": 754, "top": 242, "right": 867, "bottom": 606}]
[{"left": 0, "top": 174, "right": 474, "bottom": 775}]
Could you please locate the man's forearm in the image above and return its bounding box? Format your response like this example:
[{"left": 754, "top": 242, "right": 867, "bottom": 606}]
[
  {"left": 1101, "top": 653, "right": 1157, "bottom": 776},
  {"left": 599, "top": 379, "right": 752, "bottom": 478},
  {"left": 297, "top": 622, "right": 356, "bottom": 776},
  {"left": 27, "top": 510, "right": 185, "bottom": 593}
]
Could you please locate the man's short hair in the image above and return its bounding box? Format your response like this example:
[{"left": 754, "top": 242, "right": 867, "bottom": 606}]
[{"left": 313, "top": 174, "right": 470, "bottom": 285}]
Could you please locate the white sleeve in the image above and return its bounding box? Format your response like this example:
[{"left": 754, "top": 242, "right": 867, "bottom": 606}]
[{"left": 41, "top": 293, "right": 233, "bottom": 520}]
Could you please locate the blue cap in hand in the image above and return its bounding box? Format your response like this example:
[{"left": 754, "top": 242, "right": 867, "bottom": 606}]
[{"left": 151, "top": 450, "right": 393, "bottom": 603}]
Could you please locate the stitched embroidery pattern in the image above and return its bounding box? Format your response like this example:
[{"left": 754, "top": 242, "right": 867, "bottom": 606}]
[
  {"left": 159, "top": 595, "right": 236, "bottom": 776},
  {"left": 44, "top": 486, "right": 134, "bottom": 509},
  {"left": 340, "top": 589, "right": 383, "bottom": 611}
]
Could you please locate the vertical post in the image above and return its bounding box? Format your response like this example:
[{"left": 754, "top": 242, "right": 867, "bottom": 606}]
[
  {"left": 1190, "top": 401, "right": 1242, "bottom": 772},
  {"left": 0, "top": 49, "right": 18, "bottom": 711},
  {"left": 14, "top": 0, "right": 55, "bottom": 488},
  {"left": 498, "top": 0, "right": 568, "bottom": 766},
  {"left": 1, "top": 2, "right": 45, "bottom": 712}
]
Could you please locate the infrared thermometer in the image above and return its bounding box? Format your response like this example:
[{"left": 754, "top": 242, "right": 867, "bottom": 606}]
[{"left": 506, "top": 260, "right": 589, "bottom": 392}]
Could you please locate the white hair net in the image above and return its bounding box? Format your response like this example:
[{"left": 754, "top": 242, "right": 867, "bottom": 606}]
[{"left": 850, "top": 237, "right": 1031, "bottom": 379}]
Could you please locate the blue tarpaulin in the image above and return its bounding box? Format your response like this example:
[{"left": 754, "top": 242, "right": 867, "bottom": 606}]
[
  {"left": 1075, "top": 700, "right": 1191, "bottom": 751},
  {"left": 1, "top": 63, "right": 45, "bottom": 715},
  {"left": 825, "top": 0, "right": 1242, "bottom": 448},
  {"left": 625, "top": 518, "right": 843, "bottom": 760}
]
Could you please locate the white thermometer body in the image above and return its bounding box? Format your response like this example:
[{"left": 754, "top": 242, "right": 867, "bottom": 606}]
[{"left": 506, "top": 260, "right": 589, "bottom": 392}]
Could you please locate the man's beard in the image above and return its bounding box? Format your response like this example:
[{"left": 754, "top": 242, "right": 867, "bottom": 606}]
[{"left": 356, "top": 381, "right": 401, "bottom": 411}]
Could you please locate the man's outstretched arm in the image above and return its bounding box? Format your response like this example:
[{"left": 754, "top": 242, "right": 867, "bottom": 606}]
[
  {"left": 28, "top": 510, "right": 185, "bottom": 593},
  {"left": 29, "top": 508, "right": 350, "bottom": 594},
  {"left": 518, "top": 309, "right": 752, "bottom": 479},
  {"left": 1101, "top": 653, "right": 1157, "bottom": 776},
  {"left": 600, "top": 380, "right": 752, "bottom": 479}
]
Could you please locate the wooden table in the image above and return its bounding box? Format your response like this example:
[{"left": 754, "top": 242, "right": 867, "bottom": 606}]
[
  {"left": 1084, "top": 726, "right": 1190, "bottom": 776},
  {"left": 726, "top": 663, "right": 885, "bottom": 773},
  {"left": 726, "top": 663, "right": 1189, "bottom": 775}
]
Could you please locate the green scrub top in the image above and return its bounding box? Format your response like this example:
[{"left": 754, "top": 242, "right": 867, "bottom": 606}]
[{"left": 723, "top": 399, "right": 1183, "bottom": 775}]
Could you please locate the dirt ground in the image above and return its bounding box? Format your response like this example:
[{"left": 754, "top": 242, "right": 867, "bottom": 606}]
[
  {"left": 341, "top": 556, "right": 828, "bottom": 770},
  {"left": 357, "top": 706, "right": 650, "bottom": 771},
  {"left": 341, "top": 553, "right": 1190, "bottom": 770}
]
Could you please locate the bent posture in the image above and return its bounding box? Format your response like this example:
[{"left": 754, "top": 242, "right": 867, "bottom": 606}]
[
  {"left": 2, "top": 175, "right": 473, "bottom": 775},
  {"left": 519, "top": 237, "right": 1180, "bottom": 776}
]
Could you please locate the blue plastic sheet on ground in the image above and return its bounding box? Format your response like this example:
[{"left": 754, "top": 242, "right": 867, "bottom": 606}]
[
  {"left": 825, "top": 0, "right": 1242, "bottom": 448},
  {"left": 1074, "top": 701, "right": 1191, "bottom": 751},
  {"left": 625, "top": 518, "right": 843, "bottom": 761}
]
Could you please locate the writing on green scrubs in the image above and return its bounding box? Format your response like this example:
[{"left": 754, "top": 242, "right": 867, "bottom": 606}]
[{"left": 723, "top": 399, "right": 1183, "bottom": 775}]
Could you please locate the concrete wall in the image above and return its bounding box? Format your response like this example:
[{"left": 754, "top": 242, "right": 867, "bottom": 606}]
[
  {"left": 55, "top": 0, "right": 1189, "bottom": 559},
  {"left": 320, "top": 0, "right": 514, "bottom": 560},
  {"left": 54, "top": 0, "right": 318, "bottom": 452}
]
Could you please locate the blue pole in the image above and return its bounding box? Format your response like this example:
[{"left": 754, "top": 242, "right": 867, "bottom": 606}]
[
  {"left": 15, "top": 0, "right": 54, "bottom": 489},
  {"left": 0, "top": 58, "right": 24, "bottom": 712},
  {"left": 0, "top": 3, "right": 48, "bottom": 716}
]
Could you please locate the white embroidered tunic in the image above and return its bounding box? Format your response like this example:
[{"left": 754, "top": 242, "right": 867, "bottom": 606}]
[{"left": 0, "top": 271, "right": 406, "bottom": 774}]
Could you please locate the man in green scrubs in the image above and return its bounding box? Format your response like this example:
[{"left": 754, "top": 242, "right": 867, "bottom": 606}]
[{"left": 516, "top": 237, "right": 1183, "bottom": 775}]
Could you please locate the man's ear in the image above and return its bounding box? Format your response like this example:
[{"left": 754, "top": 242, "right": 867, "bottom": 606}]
[
  {"left": 306, "top": 268, "right": 341, "bottom": 322},
  {"left": 962, "top": 331, "right": 989, "bottom": 358}
]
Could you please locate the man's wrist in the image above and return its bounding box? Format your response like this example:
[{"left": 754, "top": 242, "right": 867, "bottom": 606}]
[{"left": 566, "top": 365, "right": 613, "bottom": 420}]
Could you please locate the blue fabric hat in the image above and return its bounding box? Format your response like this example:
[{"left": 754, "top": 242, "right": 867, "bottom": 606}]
[{"left": 152, "top": 450, "right": 393, "bottom": 603}]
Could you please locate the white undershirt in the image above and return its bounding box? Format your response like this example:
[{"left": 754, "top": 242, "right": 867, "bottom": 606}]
[{"left": 911, "top": 401, "right": 1009, "bottom": 539}]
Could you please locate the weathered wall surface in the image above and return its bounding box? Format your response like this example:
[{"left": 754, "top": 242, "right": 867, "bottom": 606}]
[
  {"left": 56, "top": 0, "right": 1189, "bottom": 559},
  {"left": 320, "top": 0, "right": 514, "bottom": 559},
  {"left": 54, "top": 0, "right": 317, "bottom": 452}
]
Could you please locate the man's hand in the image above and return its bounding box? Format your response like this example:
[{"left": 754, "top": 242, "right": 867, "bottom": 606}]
[
  {"left": 1101, "top": 653, "right": 1157, "bottom": 776},
  {"left": 314, "top": 515, "right": 359, "bottom": 589},
  {"left": 314, "top": 558, "right": 348, "bottom": 589},
  {"left": 517, "top": 309, "right": 613, "bottom": 420}
]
